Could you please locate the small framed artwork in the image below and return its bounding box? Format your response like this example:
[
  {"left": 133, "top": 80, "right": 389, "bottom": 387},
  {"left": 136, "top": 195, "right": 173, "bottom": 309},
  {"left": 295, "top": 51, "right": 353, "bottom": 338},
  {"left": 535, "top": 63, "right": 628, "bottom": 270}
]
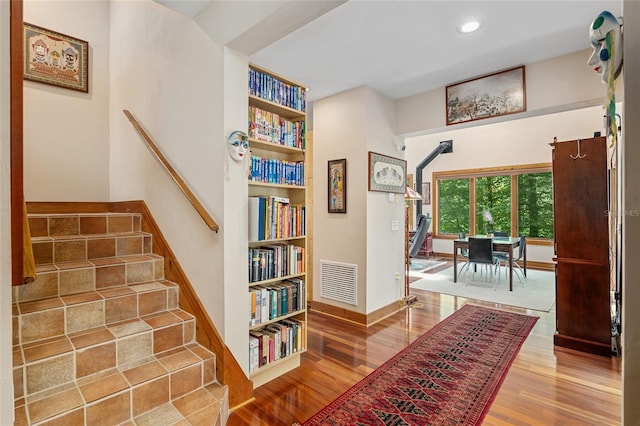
[
  {"left": 421, "top": 182, "right": 431, "bottom": 205},
  {"left": 446, "top": 65, "right": 525, "bottom": 126},
  {"left": 24, "top": 23, "right": 89, "bottom": 93},
  {"left": 368, "top": 151, "right": 406, "bottom": 194},
  {"left": 328, "top": 159, "right": 347, "bottom": 213}
]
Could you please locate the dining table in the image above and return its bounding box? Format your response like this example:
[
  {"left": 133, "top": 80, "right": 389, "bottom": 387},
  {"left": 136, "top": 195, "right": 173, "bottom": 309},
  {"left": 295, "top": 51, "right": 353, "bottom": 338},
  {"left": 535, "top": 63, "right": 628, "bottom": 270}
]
[{"left": 453, "top": 235, "right": 526, "bottom": 291}]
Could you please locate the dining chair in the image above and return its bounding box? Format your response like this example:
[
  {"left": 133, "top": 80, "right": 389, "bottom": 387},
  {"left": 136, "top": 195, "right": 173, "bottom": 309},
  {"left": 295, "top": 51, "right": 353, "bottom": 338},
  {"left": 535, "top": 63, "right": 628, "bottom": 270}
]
[
  {"left": 494, "top": 235, "right": 527, "bottom": 285},
  {"left": 466, "top": 237, "right": 498, "bottom": 286},
  {"left": 457, "top": 232, "right": 471, "bottom": 276},
  {"left": 491, "top": 231, "right": 509, "bottom": 259}
]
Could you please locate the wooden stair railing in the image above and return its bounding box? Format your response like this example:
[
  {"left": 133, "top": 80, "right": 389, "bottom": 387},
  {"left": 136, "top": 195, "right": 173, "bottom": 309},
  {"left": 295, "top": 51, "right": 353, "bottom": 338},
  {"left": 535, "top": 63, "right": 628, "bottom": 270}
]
[
  {"left": 10, "top": 0, "right": 25, "bottom": 287},
  {"left": 123, "top": 109, "right": 219, "bottom": 233}
]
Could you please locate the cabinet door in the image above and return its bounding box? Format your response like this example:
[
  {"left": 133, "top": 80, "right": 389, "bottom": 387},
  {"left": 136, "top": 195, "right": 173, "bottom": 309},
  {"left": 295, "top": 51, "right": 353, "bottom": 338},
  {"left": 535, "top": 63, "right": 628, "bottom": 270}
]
[
  {"left": 555, "top": 260, "right": 611, "bottom": 355},
  {"left": 551, "top": 137, "right": 608, "bottom": 262}
]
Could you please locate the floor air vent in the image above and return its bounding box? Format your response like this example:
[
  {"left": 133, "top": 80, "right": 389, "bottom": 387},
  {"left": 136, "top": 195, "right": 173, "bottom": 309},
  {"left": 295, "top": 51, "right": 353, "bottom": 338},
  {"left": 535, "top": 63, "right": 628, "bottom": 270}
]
[{"left": 320, "top": 260, "right": 358, "bottom": 305}]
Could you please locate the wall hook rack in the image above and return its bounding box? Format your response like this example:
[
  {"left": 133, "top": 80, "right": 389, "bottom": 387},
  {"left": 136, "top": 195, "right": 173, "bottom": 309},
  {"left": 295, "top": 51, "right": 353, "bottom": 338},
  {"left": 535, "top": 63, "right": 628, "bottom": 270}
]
[{"left": 570, "top": 139, "right": 587, "bottom": 160}]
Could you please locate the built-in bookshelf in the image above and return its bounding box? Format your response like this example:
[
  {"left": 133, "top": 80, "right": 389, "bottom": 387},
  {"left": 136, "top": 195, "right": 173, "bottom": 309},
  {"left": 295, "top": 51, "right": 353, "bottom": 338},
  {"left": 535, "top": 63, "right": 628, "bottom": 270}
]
[{"left": 247, "top": 64, "right": 308, "bottom": 387}]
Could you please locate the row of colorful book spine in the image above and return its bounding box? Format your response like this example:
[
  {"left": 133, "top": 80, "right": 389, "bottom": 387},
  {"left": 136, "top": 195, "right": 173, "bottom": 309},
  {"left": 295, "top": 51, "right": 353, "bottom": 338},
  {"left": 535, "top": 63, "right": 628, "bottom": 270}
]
[
  {"left": 248, "top": 196, "right": 306, "bottom": 241},
  {"left": 249, "top": 278, "right": 305, "bottom": 326},
  {"left": 251, "top": 156, "right": 304, "bottom": 186},
  {"left": 249, "top": 105, "right": 305, "bottom": 149},
  {"left": 249, "top": 68, "right": 306, "bottom": 112},
  {"left": 249, "top": 318, "right": 306, "bottom": 373},
  {"left": 248, "top": 244, "right": 304, "bottom": 283}
]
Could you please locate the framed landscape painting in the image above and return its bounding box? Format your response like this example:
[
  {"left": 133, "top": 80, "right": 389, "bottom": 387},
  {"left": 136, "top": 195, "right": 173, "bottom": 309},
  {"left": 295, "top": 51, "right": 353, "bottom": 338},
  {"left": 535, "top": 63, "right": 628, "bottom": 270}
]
[
  {"left": 446, "top": 65, "right": 525, "bottom": 125},
  {"left": 24, "top": 23, "right": 89, "bottom": 93},
  {"left": 368, "top": 152, "right": 406, "bottom": 194},
  {"left": 422, "top": 182, "right": 431, "bottom": 205},
  {"left": 328, "top": 159, "right": 347, "bottom": 213}
]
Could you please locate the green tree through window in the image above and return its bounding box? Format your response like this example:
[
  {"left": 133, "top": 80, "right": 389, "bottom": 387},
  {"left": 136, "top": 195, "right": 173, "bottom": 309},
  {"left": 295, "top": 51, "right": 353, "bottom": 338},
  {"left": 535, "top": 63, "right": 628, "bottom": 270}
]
[
  {"left": 434, "top": 165, "right": 553, "bottom": 239},
  {"left": 438, "top": 178, "right": 469, "bottom": 234},
  {"left": 475, "top": 176, "right": 511, "bottom": 234},
  {"left": 518, "top": 172, "right": 554, "bottom": 238}
]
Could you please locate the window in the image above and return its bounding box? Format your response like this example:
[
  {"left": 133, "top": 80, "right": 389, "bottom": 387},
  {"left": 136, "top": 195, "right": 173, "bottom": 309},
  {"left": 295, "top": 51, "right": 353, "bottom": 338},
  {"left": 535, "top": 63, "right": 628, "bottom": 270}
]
[
  {"left": 517, "top": 172, "right": 554, "bottom": 238},
  {"left": 434, "top": 164, "right": 553, "bottom": 240},
  {"left": 438, "top": 178, "right": 469, "bottom": 234},
  {"left": 475, "top": 175, "right": 511, "bottom": 234}
]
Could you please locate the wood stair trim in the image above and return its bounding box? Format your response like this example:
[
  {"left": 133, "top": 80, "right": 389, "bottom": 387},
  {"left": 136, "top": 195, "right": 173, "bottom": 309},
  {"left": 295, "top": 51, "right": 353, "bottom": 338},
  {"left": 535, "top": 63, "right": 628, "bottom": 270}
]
[
  {"left": 126, "top": 201, "right": 253, "bottom": 408},
  {"left": 25, "top": 201, "right": 253, "bottom": 408}
]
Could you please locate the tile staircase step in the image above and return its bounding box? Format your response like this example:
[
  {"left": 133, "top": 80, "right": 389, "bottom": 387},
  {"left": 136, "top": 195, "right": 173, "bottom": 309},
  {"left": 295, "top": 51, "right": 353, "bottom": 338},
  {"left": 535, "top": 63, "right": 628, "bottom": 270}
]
[
  {"left": 28, "top": 212, "right": 152, "bottom": 266},
  {"left": 28, "top": 213, "right": 143, "bottom": 238},
  {"left": 14, "top": 277, "right": 180, "bottom": 345},
  {"left": 15, "top": 212, "right": 228, "bottom": 425},
  {"left": 14, "top": 253, "right": 165, "bottom": 304},
  {"left": 13, "top": 320, "right": 222, "bottom": 424},
  {"left": 13, "top": 365, "right": 226, "bottom": 425},
  {"left": 30, "top": 232, "right": 154, "bottom": 266}
]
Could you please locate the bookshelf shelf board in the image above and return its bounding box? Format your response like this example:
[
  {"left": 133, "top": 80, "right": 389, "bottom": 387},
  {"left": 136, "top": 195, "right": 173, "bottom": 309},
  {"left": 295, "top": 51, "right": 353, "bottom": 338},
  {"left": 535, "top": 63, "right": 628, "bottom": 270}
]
[
  {"left": 249, "top": 95, "right": 305, "bottom": 120},
  {"left": 249, "top": 181, "right": 305, "bottom": 190},
  {"left": 248, "top": 236, "right": 306, "bottom": 246},
  {"left": 249, "top": 272, "right": 306, "bottom": 287},
  {"left": 249, "top": 309, "right": 306, "bottom": 330},
  {"left": 249, "top": 138, "right": 305, "bottom": 154},
  {"left": 250, "top": 349, "right": 307, "bottom": 377},
  {"left": 250, "top": 351, "right": 306, "bottom": 387}
]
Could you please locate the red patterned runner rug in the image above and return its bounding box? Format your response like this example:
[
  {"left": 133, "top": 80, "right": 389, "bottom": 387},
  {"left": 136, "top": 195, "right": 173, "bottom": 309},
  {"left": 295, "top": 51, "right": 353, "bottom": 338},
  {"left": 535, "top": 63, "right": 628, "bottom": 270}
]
[{"left": 301, "top": 304, "right": 538, "bottom": 425}]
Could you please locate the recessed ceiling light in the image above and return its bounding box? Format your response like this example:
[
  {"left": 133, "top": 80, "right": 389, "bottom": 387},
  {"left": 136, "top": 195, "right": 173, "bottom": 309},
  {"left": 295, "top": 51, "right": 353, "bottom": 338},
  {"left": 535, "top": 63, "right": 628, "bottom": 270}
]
[{"left": 458, "top": 20, "right": 481, "bottom": 34}]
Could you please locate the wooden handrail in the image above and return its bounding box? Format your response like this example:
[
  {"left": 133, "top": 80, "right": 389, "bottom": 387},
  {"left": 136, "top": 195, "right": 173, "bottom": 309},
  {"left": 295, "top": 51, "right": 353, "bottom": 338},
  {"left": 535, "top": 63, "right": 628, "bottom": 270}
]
[
  {"left": 11, "top": 0, "right": 25, "bottom": 286},
  {"left": 123, "top": 109, "right": 219, "bottom": 232}
]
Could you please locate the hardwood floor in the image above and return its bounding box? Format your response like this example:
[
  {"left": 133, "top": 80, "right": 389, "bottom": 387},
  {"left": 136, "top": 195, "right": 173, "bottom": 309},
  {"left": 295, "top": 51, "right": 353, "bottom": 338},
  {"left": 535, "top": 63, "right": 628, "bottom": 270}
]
[{"left": 229, "top": 263, "right": 621, "bottom": 425}]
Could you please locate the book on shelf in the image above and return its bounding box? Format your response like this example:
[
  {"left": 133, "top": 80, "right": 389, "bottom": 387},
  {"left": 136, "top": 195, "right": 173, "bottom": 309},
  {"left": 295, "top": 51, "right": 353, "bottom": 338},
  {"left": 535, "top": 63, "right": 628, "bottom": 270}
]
[
  {"left": 248, "top": 199, "right": 305, "bottom": 242},
  {"left": 248, "top": 105, "right": 305, "bottom": 149},
  {"left": 249, "top": 244, "right": 302, "bottom": 283},
  {"left": 248, "top": 318, "right": 306, "bottom": 371},
  {"left": 249, "top": 330, "right": 266, "bottom": 368},
  {"left": 249, "top": 68, "right": 306, "bottom": 112},
  {"left": 250, "top": 156, "right": 305, "bottom": 186},
  {"left": 249, "top": 269, "right": 305, "bottom": 327},
  {"left": 263, "top": 326, "right": 282, "bottom": 362},
  {"left": 249, "top": 290, "right": 260, "bottom": 326},
  {"left": 249, "top": 334, "right": 260, "bottom": 373}
]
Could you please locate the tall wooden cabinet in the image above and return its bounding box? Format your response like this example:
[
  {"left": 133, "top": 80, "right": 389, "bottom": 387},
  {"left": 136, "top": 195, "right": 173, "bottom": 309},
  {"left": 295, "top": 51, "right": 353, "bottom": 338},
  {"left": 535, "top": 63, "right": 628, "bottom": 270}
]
[
  {"left": 246, "top": 64, "right": 308, "bottom": 386},
  {"left": 551, "top": 136, "right": 611, "bottom": 356}
]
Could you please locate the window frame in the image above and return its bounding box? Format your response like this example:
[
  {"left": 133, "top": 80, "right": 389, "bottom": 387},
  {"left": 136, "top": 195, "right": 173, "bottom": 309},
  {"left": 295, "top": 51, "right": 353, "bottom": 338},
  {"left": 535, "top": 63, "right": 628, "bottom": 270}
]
[{"left": 432, "top": 163, "right": 553, "bottom": 246}]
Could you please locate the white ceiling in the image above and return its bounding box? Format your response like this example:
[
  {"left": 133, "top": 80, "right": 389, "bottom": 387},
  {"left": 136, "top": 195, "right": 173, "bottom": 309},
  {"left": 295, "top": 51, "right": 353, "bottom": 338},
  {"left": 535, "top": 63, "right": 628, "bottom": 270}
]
[{"left": 161, "top": 0, "right": 623, "bottom": 104}]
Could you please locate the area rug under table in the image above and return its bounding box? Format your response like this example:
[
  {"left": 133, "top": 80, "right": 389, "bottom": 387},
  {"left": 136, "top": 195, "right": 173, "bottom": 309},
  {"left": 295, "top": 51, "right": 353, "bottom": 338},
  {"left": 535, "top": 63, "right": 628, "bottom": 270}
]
[{"left": 301, "top": 304, "right": 538, "bottom": 425}]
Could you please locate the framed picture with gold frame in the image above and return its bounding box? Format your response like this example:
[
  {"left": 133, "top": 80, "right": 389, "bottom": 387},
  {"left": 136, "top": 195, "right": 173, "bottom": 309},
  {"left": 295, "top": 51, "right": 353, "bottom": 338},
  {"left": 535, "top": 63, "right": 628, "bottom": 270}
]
[
  {"left": 328, "top": 159, "right": 347, "bottom": 213},
  {"left": 446, "top": 65, "right": 525, "bottom": 125},
  {"left": 368, "top": 151, "right": 406, "bottom": 194},
  {"left": 24, "top": 23, "right": 89, "bottom": 93}
]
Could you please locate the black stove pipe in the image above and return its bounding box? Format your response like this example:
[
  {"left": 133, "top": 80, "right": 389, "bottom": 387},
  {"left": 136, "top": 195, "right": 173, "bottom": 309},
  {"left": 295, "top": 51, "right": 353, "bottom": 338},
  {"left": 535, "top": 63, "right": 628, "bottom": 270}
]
[{"left": 415, "top": 140, "right": 452, "bottom": 219}]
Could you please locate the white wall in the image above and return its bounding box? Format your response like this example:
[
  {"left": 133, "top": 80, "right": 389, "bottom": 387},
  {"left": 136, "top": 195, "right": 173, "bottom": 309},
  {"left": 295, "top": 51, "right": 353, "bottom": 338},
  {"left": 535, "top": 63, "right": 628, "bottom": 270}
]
[
  {"left": 1, "top": 1, "right": 15, "bottom": 421},
  {"left": 313, "top": 87, "right": 368, "bottom": 313},
  {"left": 397, "top": 49, "right": 622, "bottom": 136},
  {"left": 23, "top": 0, "right": 111, "bottom": 201},
  {"left": 622, "top": 0, "right": 640, "bottom": 422},
  {"left": 222, "top": 47, "right": 251, "bottom": 371},
  {"left": 365, "top": 89, "right": 405, "bottom": 311},
  {"left": 313, "top": 86, "right": 404, "bottom": 314},
  {"left": 109, "top": 0, "right": 227, "bottom": 335},
  {"left": 405, "top": 105, "right": 608, "bottom": 263}
]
